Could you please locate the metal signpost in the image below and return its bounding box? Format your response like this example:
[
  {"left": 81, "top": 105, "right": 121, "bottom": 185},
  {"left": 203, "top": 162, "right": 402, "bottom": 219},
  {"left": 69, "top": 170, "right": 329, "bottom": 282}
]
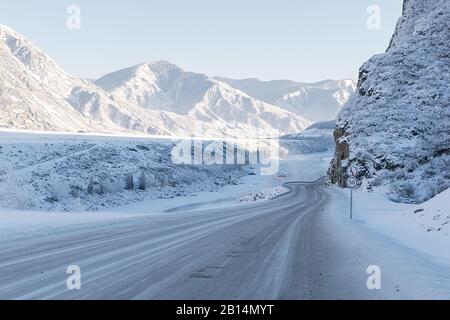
[{"left": 346, "top": 165, "right": 359, "bottom": 220}]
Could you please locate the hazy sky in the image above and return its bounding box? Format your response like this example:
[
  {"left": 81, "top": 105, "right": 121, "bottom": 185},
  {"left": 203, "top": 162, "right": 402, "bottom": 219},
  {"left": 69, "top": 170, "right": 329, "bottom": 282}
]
[{"left": 0, "top": 0, "right": 403, "bottom": 82}]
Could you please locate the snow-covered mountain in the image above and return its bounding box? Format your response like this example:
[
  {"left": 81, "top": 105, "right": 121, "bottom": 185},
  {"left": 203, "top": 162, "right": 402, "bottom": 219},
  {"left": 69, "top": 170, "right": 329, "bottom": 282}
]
[
  {"left": 329, "top": 0, "right": 450, "bottom": 203},
  {"left": 0, "top": 25, "right": 96, "bottom": 132},
  {"left": 95, "top": 62, "right": 312, "bottom": 137},
  {"left": 0, "top": 25, "right": 199, "bottom": 136},
  {"left": 214, "top": 77, "right": 356, "bottom": 122},
  {"left": 0, "top": 25, "right": 312, "bottom": 138}
]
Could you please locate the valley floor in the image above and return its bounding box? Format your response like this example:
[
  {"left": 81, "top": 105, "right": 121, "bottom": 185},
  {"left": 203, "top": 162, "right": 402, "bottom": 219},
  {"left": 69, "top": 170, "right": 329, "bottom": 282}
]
[{"left": 0, "top": 134, "right": 449, "bottom": 299}]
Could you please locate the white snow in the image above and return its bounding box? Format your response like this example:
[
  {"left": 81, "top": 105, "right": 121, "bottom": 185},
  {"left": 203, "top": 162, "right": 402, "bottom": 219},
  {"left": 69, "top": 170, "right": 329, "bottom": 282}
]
[
  {"left": 239, "top": 186, "right": 289, "bottom": 203},
  {"left": 318, "top": 186, "right": 450, "bottom": 299},
  {"left": 325, "top": 184, "right": 450, "bottom": 268}
]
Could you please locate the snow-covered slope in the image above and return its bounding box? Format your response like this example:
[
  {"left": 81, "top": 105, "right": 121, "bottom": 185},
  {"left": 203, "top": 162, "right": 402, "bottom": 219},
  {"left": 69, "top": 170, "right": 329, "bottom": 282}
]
[
  {"left": 96, "top": 62, "right": 312, "bottom": 137},
  {"left": 0, "top": 25, "right": 95, "bottom": 132},
  {"left": 214, "top": 77, "right": 356, "bottom": 122},
  {"left": 329, "top": 0, "right": 450, "bottom": 203},
  {"left": 0, "top": 132, "right": 248, "bottom": 211}
]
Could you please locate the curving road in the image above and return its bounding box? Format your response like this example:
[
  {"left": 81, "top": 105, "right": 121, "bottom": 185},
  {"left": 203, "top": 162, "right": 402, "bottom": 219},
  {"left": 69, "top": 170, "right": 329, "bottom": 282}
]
[{"left": 0, "top": 179, "right": 327, "bottom": 300}]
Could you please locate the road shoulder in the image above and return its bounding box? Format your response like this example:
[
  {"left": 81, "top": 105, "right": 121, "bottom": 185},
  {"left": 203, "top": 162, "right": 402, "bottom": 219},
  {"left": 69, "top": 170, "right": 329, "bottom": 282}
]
[{"left": 307, "top": 186, "right": 450, "bottom": 300}]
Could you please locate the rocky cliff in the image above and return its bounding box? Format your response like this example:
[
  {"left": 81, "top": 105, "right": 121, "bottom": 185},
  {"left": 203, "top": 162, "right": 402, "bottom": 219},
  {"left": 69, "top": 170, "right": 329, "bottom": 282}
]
[{"left": 329, "top": 0, "right": 450, "bottom": 203}]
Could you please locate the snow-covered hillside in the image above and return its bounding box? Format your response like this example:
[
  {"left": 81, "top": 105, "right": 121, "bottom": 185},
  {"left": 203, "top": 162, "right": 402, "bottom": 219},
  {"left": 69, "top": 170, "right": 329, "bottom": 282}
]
[
  {"left": 0, "top": 132, "right": 249, "bottom": 211},
  {"left": 0, "top": 25, "right": 311, "bottom": 138},
  {"left": 215, "top": 77, "right": 356, "bottom": 122},
  {"left": 329, "top": 0, "right": 450, "bottom": 203}
]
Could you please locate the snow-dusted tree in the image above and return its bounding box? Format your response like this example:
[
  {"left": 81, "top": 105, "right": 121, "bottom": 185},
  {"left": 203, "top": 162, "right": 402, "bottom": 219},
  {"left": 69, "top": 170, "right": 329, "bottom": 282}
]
[
  {"left": 87, "top": 176, "right": 95, "bottom": 195},
  {"left": 125, "top": 173, "right": 134, "bottom": 190},
  {"left": 99, "top": 181, "right": 105, "bottom": 195},
  {"left": 147, "top": 172, "right": 156, "bottom": 187},
  {"left": 138, "top": 170, "right": 146, "bottom": 190},
  {"left": 160, "top": 174, "right": 169, "bottom": 189}
]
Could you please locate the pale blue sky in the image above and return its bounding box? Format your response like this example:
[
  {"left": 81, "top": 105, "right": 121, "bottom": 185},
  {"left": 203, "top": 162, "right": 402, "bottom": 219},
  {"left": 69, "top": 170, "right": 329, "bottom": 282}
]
[{"left": 0, "top": 0, "right": 403, "bottom": 82}]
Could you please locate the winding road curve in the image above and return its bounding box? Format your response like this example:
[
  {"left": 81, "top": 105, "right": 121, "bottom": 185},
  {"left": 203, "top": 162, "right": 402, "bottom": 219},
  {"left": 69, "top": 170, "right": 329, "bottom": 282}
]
[{"left": 0, "top": 179, "right": 327, "bottom": 300}]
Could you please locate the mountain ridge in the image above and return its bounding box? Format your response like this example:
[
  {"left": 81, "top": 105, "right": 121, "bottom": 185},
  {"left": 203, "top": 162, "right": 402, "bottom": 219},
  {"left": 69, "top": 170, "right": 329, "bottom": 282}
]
[
  {"left": 0, "top": 25, "right": 355, "bottom": 138},
  {"left": 214, "top": 76, "right": 356, "bottom": 122}
]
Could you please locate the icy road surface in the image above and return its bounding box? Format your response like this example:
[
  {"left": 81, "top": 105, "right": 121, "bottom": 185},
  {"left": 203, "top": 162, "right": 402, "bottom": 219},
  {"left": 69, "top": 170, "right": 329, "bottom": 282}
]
[
  {"left": 1, "top": 177, "right": 450, "bottom": 300},
  {"left": 0, "top": 179, "right": 326, "bottom": 300}
]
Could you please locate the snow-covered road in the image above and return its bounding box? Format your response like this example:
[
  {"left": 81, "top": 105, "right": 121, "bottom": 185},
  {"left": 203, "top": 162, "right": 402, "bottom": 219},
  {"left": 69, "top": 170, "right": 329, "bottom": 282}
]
[
  {"left": 0, "top": 179, "right": 327, "bottom": 300},
  {"left": 1, "top": 175, "right": 450, "bottom": 300}
]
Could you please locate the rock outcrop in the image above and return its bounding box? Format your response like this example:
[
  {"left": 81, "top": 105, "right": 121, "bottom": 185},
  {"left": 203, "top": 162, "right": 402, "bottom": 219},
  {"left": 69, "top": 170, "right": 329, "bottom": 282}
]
[{"left": 329, "top": 0, "right": 450, "bottom": 203}]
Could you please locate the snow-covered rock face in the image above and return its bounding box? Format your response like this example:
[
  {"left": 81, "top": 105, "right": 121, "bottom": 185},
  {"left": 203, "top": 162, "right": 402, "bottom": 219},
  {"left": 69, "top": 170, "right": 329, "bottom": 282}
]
[
  {"left": 0, "top": 25, "right": 312, "bottom": 138},
  {"left": 214, "top": 77, "right": 356, "bottom": 122},
  {"left": 329, "top": 0, "right": 450, "bottom": 203}
]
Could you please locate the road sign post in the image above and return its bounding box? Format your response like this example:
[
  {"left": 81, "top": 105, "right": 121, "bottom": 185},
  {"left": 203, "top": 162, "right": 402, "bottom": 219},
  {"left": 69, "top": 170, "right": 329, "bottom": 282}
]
[
  {"left": 350, "top": 188, "right": 353, "bottom": 220},
  {"left": 346, "top": 166, "right": 359, "bottom": 220}
]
